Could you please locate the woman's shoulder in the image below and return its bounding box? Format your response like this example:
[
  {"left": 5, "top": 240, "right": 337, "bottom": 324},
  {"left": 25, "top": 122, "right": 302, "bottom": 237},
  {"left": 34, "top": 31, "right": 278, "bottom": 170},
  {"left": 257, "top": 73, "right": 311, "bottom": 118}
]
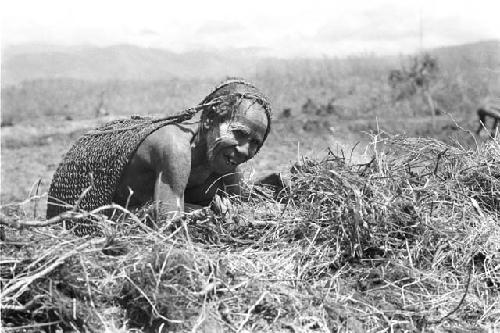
[{"left": 135, "top": 124, "right": 193, "bottom": 167}]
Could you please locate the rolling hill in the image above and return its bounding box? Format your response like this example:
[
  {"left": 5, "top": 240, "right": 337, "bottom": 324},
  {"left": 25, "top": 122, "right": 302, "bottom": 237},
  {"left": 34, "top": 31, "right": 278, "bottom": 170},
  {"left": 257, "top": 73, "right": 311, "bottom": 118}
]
[
  {"left": 1, "top": 44, "right": 264, "bottom": 86},
  {"left": 2, "top": 40, "right": 498, "bottom": 87}
]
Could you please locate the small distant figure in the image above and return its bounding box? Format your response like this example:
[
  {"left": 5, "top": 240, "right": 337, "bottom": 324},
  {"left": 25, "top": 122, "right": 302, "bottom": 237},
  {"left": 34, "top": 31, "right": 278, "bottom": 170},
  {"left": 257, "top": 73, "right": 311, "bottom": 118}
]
[
  {"left": 323, "top": 97, "right": 337, "bottom": 115},
  {"left": 476, "top": 101, "right": 500, "bottom": 138},
  {"left": 388, "top": 53, "right": 439, "bottom": 101},
  {"left": 301, "top": 98, "right": 319, "bottom": 114},
  {"left": 95, "top": 91, "right": 110, "bottom": 118},
  {"left": 61, "top": 104, "right": 73, "bottom": 121}
]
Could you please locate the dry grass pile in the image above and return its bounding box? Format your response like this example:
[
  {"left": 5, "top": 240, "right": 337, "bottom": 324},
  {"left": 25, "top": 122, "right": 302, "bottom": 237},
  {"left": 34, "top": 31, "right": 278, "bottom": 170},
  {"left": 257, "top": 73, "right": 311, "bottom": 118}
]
[{"left": 1, "top": 135, "right": 499, "bottom": 332}]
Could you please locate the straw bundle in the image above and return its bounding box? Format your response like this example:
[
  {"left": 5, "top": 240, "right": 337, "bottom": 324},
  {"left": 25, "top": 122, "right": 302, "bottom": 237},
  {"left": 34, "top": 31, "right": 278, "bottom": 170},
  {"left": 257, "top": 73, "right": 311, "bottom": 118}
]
[{"left": 1, "top": 135, "right": 499, "bottom": 332}]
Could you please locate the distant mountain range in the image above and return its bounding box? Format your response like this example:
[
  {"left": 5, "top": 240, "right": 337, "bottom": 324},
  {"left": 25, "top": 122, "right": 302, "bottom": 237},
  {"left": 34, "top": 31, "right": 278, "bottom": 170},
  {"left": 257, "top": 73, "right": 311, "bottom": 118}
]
[
  {"left": 1, "top": 44, "right": 265, "bottom": 85},
  {"left": 2, "top": 40, "right": 499, "bottom": 86}
]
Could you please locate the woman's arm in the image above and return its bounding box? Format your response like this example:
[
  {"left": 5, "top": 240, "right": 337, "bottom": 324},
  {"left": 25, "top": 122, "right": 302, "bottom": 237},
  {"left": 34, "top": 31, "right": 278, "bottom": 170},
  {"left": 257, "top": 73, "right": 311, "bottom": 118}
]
[{"left": 143, "top": 128, "right": 192, "bottom": 220}]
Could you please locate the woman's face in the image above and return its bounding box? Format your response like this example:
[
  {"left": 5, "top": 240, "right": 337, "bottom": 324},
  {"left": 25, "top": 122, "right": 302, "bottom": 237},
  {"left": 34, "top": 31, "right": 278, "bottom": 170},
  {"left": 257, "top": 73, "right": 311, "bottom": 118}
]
[{"left": 206, "top": 99, "right": 268, "bottom": 174}]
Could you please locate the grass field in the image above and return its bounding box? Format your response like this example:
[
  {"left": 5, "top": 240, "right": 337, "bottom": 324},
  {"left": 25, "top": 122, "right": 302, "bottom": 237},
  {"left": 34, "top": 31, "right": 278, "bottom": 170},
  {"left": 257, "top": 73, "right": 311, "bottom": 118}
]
[
  {"left": 1, "top": 43, "right": 500, "bottom": 332},
  {"left": 2, "top": 46, "right": 498, "bottom": 204}
]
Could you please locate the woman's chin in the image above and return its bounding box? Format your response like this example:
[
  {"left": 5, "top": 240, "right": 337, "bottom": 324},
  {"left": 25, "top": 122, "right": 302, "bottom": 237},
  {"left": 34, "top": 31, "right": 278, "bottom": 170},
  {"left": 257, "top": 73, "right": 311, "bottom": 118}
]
[
  {"left": 210, "top": 158, "right": 237, "bottom": 174},
  {"left": 220, "top": 164, "right": 238, "bottom": 174}
]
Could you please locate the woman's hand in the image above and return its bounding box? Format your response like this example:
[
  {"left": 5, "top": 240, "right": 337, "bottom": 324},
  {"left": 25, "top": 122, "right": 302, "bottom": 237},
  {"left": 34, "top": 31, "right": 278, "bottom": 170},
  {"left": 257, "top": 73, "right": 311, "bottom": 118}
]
[
  {"left": 211, "top": 194, "right": 232, "bottom": 217},
  {"left": 184, "top": 203, "right": 213, "bottom": 223}
]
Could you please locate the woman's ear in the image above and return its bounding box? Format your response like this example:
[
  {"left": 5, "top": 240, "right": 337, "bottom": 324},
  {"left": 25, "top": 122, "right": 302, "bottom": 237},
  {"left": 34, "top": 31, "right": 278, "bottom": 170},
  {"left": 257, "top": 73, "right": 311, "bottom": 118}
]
[
  {"left": 201, "top": 113, "right": 214, "bottom": 131},
  {"left": 201, "top": 104, "right": 230, "bottom": 131}
]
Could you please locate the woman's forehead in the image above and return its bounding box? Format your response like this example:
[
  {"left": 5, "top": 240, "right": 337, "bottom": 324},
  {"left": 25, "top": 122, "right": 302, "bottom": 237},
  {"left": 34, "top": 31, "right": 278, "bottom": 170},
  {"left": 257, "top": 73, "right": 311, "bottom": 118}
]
[
  {"left": 231, "top": 113, "right": 268, "bottom": 140},
  {"left": 231, "top": 100, "right": 269, "bottom": 128}
]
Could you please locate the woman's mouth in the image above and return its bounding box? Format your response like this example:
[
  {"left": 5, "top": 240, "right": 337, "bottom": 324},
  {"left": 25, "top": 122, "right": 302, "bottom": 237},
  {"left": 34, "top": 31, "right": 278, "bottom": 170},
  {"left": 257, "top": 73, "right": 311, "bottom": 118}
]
[{"left": 225, "top": 155, "right": 238, "bottom": 167}]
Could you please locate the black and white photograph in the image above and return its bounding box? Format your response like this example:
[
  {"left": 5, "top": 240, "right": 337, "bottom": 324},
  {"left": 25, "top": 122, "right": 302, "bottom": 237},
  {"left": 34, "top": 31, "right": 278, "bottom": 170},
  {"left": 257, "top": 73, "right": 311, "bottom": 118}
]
[{"left": 1, "top": 0, "right": 499, "bottom": 331}]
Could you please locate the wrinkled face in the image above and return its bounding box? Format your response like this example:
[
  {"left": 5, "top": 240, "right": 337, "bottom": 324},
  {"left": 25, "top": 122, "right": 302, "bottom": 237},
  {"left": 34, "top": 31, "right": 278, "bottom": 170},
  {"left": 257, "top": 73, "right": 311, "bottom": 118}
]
[{"left": 206, "top": 99, "right": 268, "bottom": 174}]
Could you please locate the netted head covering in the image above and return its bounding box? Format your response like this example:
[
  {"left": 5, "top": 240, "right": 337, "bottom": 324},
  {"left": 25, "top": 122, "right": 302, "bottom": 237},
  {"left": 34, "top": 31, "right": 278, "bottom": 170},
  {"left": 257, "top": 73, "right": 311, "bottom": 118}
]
[{"left": 199, "top": 78, "right": 272, "bottom": 147}]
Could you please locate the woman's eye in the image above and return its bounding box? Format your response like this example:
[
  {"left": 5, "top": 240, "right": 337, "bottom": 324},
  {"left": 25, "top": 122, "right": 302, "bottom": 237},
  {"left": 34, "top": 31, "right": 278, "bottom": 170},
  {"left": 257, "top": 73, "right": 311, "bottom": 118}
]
[{"left": 233, "top": 129, "right": 248, "bottom": 137}]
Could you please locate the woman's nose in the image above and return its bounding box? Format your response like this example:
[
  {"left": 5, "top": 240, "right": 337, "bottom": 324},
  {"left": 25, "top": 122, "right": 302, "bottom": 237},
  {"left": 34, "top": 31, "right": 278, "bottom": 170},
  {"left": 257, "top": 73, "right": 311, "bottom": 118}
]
[{"left": 236, "top": 142, "right": 250, "bottom": 159}]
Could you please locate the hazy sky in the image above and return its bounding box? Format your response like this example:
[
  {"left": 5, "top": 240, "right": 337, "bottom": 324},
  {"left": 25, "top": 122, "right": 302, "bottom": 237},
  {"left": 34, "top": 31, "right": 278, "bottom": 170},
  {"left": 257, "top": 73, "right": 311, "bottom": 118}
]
[{"left": 1, "top": 0, "right": 499, "bottom": 57}]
